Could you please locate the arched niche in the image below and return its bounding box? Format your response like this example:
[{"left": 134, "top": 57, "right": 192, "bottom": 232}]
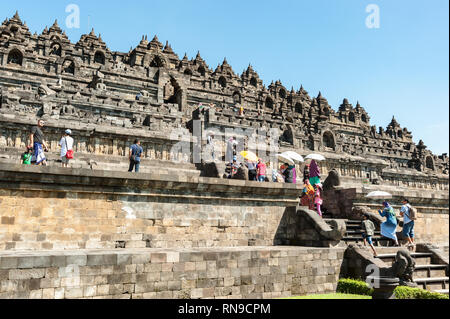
[
  {"left": 218, "top": 76, "right": 227, "bottom": 88},
  {"left": 265, "top": 97, "right": 274, "bottom": 109},
  {"left": 250, "top": 77, "right": 257, "bottom": 87},
  {"left": 233, "top": 92, "right": 241, "bottom": 105},
  {"left": 361, "top": 114, "right": 367, "bottom": 123},
  {"left": 184, "top": 69, "right": 193, "bottom": 76},
  {"left": 425, "top": 156, "right": 434, "bottom": 170},
  {"left": 7, "top": 49, "right": 23, "bottom": 66},
  {"left": 150, "top": 55, "right": 165, "bottom": 68},
  {"left": 348, "top": 112, "right": 356, "bottom": 123},
  {"left": 62, "top": 58, "right": 75, "bottom": 75},
  {"left": 94, "top": 51, "right": 106, "bottom": 65},
  {"left": 198, "top": 66, "right": 206, "bottom": 76},
  {"left": 163, "top": 77, "right": 183, "bottom": 112},
  {"left": 279, "top": 88, "right": 286, "bottom": 99},
  {"left": 323, "top": 131, "right": 335, "bottom": 149},
  {"left": 50, "top": 42, "right": 62, "bottom": 56},
  {"left": 295, "top": 102, "right": 302, "bottom": 114}
]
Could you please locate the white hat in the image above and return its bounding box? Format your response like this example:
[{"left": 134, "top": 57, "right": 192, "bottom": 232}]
[{"left": 65, "top": 129, "right": 72, "bottom": 135}]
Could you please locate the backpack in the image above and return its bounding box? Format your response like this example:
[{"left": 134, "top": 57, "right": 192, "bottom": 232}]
[
  {"left": 407, "top": 204, "right": 417, "bottom": 220},
  {"left": 65, "top": 137, "right": 74, "bottom": 159}
]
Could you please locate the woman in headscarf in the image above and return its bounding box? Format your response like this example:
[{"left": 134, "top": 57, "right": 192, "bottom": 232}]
[
  {"left": 303, "top": 164, "right": 310, "bottom": 181},
  {"left": 378, "top": 201, "right": 399, "bottom": 246},
  {"left": 300, "top": 179, "right": 315, "bottom": 210},
  {"left": 309, "top": 160, "right": 321, "bottom": 186},
  {"left": 283, "top": 163, "right": 295, "bottom": 183}
]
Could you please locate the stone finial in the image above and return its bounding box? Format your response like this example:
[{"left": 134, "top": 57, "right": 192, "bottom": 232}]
[
  {"left": 317, "top": 91, "right": 322, "bottom": 98},
  {"left": 12, "top": 11, "right": 21, "bottom": 22},
  {"left": 52, "top": 19, "right": 59, "bottom": 28},
  {"left": 182, "top": 53, "right": 188, "bottom": 61},
  {"left": 343, "top": 98, "right": 349, "bottom": 104},
  {"left": 89, "top": 28, "right": 95, "bottom": 36}
]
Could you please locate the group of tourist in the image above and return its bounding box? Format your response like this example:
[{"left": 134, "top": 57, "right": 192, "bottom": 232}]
[
  {"left": 361, "top": 198, "right": 417, "bottom": 256},
  {"left": 300, "top": 160, "right": 323, "bottom": 217},
  {"left": 23, "top": 120, "right": 143, "bottom": 172},
  {"left": 23, "top": 120, "right": 74, "bottom": 168}
]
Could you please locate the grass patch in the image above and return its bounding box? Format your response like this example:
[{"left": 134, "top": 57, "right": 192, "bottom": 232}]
[{"left": 285, "top": 293, "right": 372, "bottom": 299}]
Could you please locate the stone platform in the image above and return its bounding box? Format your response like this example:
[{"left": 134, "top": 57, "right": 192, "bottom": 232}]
[
  {"left": 0, "top": 163, "right": 301, "bottom": 251},
  {"left": 0, "top": 246, "right": 346, "bottom": 299}
]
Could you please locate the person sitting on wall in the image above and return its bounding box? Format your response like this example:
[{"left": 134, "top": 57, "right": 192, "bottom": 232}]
[{"left": 362, "top": 213, "right": 378, "bottom": 257}]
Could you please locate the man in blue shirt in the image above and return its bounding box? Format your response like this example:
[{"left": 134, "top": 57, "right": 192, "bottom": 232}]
[
  {"left": 400, "top": 198, "right": 415, "bottom": 247},
  {"left": 128, "top": 139, "right": 143, "bottom": 173}
]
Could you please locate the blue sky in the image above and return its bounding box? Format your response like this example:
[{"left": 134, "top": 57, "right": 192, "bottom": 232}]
[{"left": 2, "top": 0, "right": 449, "bottom": 154}]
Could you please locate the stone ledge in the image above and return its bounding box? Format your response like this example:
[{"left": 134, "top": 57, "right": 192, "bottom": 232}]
[
  {"left": 0, "top": 163, "right": 301, "bottom": 203},
  {"left": 0, "top": 246, "right": 346, "bottom": 269}
]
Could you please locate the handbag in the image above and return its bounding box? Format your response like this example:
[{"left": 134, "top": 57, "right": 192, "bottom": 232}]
[{"left": 65, "top": 137, "right": 74, "bottom": 159}]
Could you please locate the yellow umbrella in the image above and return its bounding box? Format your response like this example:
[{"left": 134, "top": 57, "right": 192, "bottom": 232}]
[{"left": 240, "top": 151, "right": 258, "bottom": 162}]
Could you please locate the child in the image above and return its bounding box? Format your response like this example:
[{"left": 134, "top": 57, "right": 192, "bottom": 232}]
[
  {"left": 362, "top": 213, "right": 378, "bottom": 257},
  {"left": 313, "top": 184, "right": 323, "bottom": 217},
  {"left": 22, "top": 147, "right": 33, "bottom": 165}
]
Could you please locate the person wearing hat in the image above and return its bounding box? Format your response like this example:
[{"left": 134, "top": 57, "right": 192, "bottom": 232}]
[{"left": 59, "top": 129, "right": 74, "bottom": 168}]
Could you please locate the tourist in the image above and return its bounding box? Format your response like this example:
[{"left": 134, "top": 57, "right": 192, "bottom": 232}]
[
  {"left": 400, "top": 198, "right": 416, "bottom": 248},
  {"left": 59, "top": 129, "right": 74, "bottom": 168},
  {"left": 21, "top": 147, "right": 33, "bottom": 165},
  {"left": 247, "top": 160, "right": 257, "bottom": 181},
  {"left": 257, "top": 158, "right": 267, "bottom": 182},
  {"left": 303, "top": 164, "right": 310, "bottom": 181},
  {"left": 29, "top": 119, "right": 49, "bottom": 166},
  {"left": 309, "top": 160, "right": 321, "bottom": 186},
  {"left": 300, "top": 179, "right": 315, "bottom": 209},
  {"left": 378, "top": 201, "right": 399, "bottom": 246},
  {"left": 128, "top": 139, "right": 143, "bottom": 173},
  {"left": 226, "top": 137, "right": 237, "bottom": 164},
  {"left": 361, "top": 213, "right": 378, "bottom": 257},
  {"left": 313, "top": 183, "right": 323, "bottom": 217},
  {"left": 230, "top": 156, "right": 240, "bottom": 178},
  {"left": 207, "top": 133, "right": 215, "bottom": 161},
  {"left": 283, "top": 163, "right": 295, "bottom": 183}
]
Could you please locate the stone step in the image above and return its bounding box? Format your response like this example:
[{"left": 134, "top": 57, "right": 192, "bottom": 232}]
[
  {"left": 414, "top": 265, "right": 448, "bottom": 279},
  {"left": 345, "top": 230, "right": 381, "bottom": 235},
  {"left": 414, "top": 277, "right": 449, "bottom": 291},
  {"left": 377, "top": 253, "right": 433, "bottom": 266}
]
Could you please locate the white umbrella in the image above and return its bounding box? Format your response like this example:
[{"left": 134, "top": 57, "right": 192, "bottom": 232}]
[
  {"left": 282, "top": 151, "right": 304, "bottom": 163},
  {"left": 365, "top": 191, "right": 393, "bottom": 199},
  {"left": 305, "top": 154, "right": 326, "bottom": 161},
  {"left": 277, "top": 153, "right": 295, "bottom": 165}
]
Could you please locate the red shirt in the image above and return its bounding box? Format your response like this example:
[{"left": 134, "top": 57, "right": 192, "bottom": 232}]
[{"left": 257, "top": 162, "right": 266, "bottom": 176}]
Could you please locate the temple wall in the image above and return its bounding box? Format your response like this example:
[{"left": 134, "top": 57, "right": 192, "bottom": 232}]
[
  {"left": 0, "top": 246, "right": 346, "bottom": 299},
  {"left": 0, "top": 164, "right": 300, "bottom": 252}
]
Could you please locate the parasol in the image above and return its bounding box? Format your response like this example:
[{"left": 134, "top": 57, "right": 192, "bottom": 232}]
[
  {"left": 277, "top": 153, "right": 295, "bottom": 165},
  {"left": 240, "top": 151, "right": 258, "bottom": 162},
  {"left": 305, "top": 154, "right": 326, "bottom": 161},
  {"left": 282, "top": 151, "right": 304, "bottom": 163},
  {"left": 365, "top": 191, "right": 393, "bottom": 199}
]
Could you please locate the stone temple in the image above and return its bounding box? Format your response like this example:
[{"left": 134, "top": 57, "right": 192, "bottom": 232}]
[{"left": 0, "top": 12, "right": 448, "bottom": 299}]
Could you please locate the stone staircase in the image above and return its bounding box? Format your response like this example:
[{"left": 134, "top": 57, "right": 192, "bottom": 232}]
[
  {"left": 376, "top": 248, "right": 449, "bottom": 295},
  {"left": 323, "top": 217, "right": 392, "bottom": 247}
]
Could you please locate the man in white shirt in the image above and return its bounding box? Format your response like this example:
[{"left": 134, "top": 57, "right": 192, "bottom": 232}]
[{"left": 59, "top": 129, "right": 74, "bottom": 168}]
